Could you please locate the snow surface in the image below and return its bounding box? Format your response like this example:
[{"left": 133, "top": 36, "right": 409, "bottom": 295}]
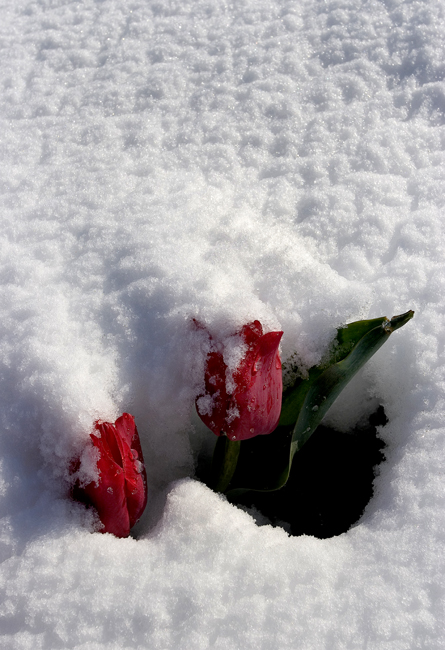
[{"left": 1, "top": 0, "right": 444, "bottom": 647}]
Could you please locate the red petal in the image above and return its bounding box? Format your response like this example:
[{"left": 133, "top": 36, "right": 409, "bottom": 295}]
[
  {"left": 198, "top": 351, "right": 228, "bottom": 436},
  {"left": 227, "top": 331, "right": 283, "bottom": 441},
  {"left": 84, "top": 433, "right": 130, "bottom": 537},
  {"left": 115, "top": 413, "right": 147, "bottom": 528},
  {"left": 74, "top": 413, "right": 147, "bottom": 537},
  {"left": 195, "top": 322, "right": 283, "bottom": 442},
  {"left": 95, "top": 421, "right": 124, "bottom": 468},
  {"left": 239, "top": 320, "right": 263, "bottom": 346}
]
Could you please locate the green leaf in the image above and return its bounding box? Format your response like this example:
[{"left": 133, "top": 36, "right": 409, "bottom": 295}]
[
  {"left": 288, "top": 310, "right": 413, "bottom": 462},
  {"left": 226, "top": 310, "right": 414, "bottom": 498},
  {"left": 279, "top": 315, "right": 388, "bottom": 427}
]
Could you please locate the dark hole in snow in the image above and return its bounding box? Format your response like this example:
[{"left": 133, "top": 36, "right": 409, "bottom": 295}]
[{"left": 233, "top": 405, "right": 387, "bottom": 539}]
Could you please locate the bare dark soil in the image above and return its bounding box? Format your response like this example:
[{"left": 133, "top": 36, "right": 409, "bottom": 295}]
[{"left": 234, "top": 406, "right": 387, "bottom": 538}]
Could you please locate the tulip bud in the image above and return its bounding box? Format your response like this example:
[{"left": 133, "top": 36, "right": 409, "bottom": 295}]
[
  {"left": 73, "top": 413, "right": 147, "bottom": 538},
  {"left": 196, "top": 321, "right": 283, "bottom": 441}
]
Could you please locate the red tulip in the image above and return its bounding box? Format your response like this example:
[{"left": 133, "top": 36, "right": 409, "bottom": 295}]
[
  {"left": 196, "top": 321, "right": 283, "bottom": 441},
  {"left": 73, "top": 413, "right": 147, "bottom": 538}
]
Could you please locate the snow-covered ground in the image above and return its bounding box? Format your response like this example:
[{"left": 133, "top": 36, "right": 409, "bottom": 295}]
[{"left": 1, "top": 0, "right": 444, "bottom": 647}]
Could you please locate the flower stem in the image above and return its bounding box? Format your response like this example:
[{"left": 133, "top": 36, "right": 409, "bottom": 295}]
[{"left": 210, "top": 436, "right": 241, "bottom": 493}]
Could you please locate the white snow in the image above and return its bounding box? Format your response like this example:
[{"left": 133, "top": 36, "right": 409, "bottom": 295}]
[{"left": 1, "top": 0, "right": 444, "bottom": 647}]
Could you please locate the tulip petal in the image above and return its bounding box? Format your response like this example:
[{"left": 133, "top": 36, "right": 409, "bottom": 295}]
[
  {"left": 239, "top": 320, "right": 263, "bottom": 346},
  {"left": 83, "top": 432, "right": 130, "bottom": 537},
  {"left": 196, "top": 322, "right": 283, "bottom": 441},
  {"left": 73, "top": 413, "right": 147, "bottom": 538},
  {"left": 229, "top": 331, "right": 283, "bottom": 440},
  {"left": 115, "top": 413, "right": 148, "bottom": 528},
  {"left": 198, "top": 351, "right": 228, "bottom": 436}
]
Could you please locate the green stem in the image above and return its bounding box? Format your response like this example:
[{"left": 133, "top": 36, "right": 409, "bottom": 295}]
[{"left": 210, "top": 436, "right": 241, "bottom": 493}]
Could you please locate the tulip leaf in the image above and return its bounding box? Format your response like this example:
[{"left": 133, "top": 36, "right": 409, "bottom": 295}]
[
  {"left": 278, "top": 315, "right": 388, "bottom": 428},
  {"left": 225, "top": 310, "right": 414, "bottom": 498}
]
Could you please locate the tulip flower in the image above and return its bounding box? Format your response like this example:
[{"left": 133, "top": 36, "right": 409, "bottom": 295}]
[
  {"left": 73, "top": 413, "right": 147, "bottom": 538},
  {"left": 196, "top": 321, "right": 283, "bottom": 441}
]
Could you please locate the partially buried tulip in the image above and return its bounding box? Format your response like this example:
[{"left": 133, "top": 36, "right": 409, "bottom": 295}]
[
  {"left": 73, "top": 413, "right": 147, "bottom": 538},
  {"left": 196, "top": 321, "right": 283, "bottom": 441}
]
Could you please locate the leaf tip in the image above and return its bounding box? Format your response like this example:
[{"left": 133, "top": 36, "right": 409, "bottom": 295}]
[{"left": 386, "top": 309, "right": 415, "bottom": 333}]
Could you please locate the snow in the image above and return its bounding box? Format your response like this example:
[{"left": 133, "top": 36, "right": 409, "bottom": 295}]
[{"left": 0, "top": 0, "right": 444, "bottom": 647}]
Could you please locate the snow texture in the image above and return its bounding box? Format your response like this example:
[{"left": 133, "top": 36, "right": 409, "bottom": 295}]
[{"left": 0, "top": 0, "right": 444, "bottom": 647}]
